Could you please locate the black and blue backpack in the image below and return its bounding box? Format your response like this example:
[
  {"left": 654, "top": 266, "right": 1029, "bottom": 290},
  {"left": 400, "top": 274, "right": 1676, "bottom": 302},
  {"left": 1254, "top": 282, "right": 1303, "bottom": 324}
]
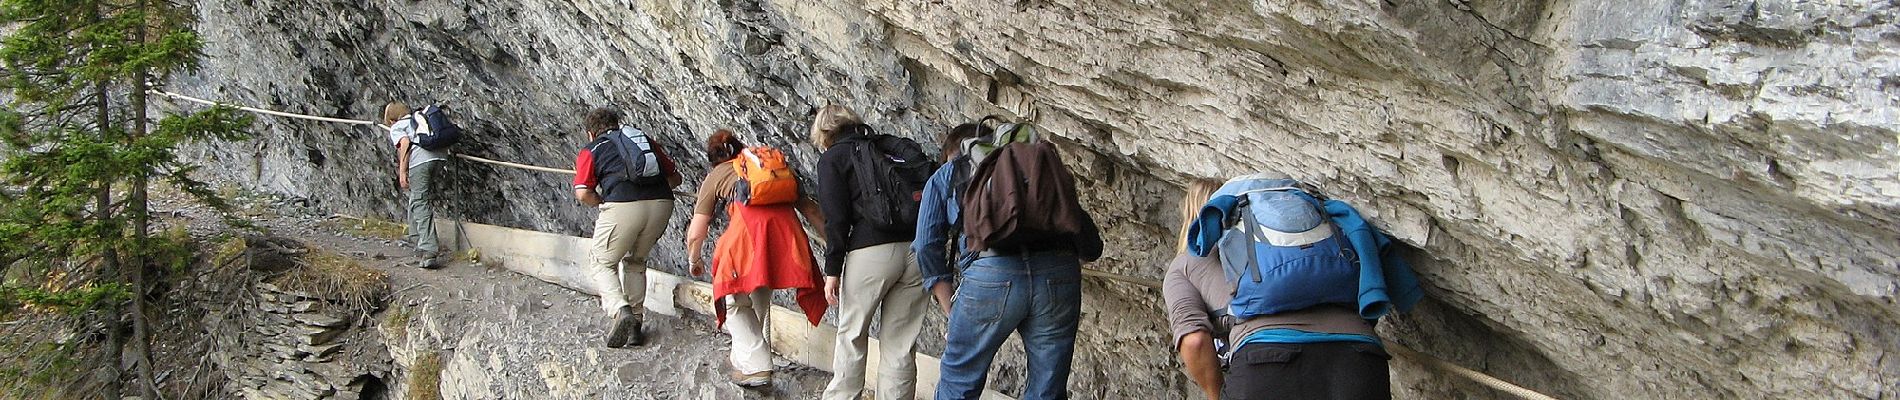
[
  {"left": 410, "top": 105, "right": 463, "bottom": 151},
  {"left": 1204, "top": 174, "right": 1360, "bottom": 319},
  {"left": 601, "top": 125, "right": 662, "bottom": 191}
]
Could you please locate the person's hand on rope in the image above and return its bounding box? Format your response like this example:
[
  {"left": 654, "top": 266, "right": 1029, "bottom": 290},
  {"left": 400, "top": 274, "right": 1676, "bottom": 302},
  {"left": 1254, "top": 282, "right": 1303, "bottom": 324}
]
[{"left": 690, "top": 257, "right": 707, "bottom": 277}]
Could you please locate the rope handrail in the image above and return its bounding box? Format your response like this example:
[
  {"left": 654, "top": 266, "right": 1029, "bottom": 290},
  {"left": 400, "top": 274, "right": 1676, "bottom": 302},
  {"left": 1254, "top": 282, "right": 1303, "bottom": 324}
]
[
  {"left": 1387, "top": 343, "right": 1561, "bottom": 400},
  {"left": 151, "top": 89, "right": 580, "bottom": 175},
  {"left": 453, "top": 153, "right": 576, "bottom": 175},
  {"left": 148, "top": 89, "right": 382, "bottom": 126},
  {"left": 146, "top": 87, "right": 1563, "bottom": 400}
]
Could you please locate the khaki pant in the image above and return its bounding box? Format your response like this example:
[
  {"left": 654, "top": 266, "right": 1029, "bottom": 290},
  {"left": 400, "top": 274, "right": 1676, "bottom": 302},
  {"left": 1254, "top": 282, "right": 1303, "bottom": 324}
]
[
  {"left": 822, "top": 242, "right": 926, "bottom": 400},
  {"left": 587, "top": 200, "right": 673, "bottom": 315},
  {"left": 725, "top": 289, "right": 773, "bottom": 374},
  {"left": 405, "top": 161, "right": 439, "bottom": 255}
]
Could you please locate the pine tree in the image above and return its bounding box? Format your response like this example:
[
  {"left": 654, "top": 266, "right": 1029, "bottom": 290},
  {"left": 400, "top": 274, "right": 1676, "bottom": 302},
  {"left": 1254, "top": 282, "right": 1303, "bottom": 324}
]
[{"left": 0, "top": 0, "right": 252, "bottom": 397}]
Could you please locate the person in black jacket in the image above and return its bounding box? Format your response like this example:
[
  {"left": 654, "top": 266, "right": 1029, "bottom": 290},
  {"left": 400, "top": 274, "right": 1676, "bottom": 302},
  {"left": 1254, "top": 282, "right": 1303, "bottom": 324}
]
[
  {"left": 570, "top": 108, "right": 681, "bottom": 349},
  {"left": 811, "top": 105, "right": 927, "bottom": 400}
]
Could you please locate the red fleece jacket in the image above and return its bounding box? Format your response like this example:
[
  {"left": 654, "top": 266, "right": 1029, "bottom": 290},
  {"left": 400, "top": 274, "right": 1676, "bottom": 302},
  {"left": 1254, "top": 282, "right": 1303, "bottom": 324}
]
[{"left": 711, "top": 202, "right": 829, "bottom": 327}]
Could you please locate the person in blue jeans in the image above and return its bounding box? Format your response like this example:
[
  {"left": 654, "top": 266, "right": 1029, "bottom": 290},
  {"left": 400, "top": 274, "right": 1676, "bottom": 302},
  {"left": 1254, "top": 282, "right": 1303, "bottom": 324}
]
[{"left": 914, "top": 122, "right": 1104, "bottom": 400}]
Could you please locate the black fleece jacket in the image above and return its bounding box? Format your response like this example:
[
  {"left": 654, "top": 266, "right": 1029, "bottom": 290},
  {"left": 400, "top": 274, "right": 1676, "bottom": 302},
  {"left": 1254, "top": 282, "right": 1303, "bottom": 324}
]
[{"left": 816, "top": 131, "right": 918, "bottom": 276}]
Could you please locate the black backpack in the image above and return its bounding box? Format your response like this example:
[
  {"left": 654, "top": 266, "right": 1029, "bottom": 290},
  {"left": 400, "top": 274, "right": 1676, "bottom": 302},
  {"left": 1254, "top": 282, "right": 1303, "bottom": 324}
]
[
  {"left": 411, "top": 105, "right": 463, "bottom": 151},
  {"left": 841, "top": 125, "right": 934, "bottom": 231},
  {"left": 597, "top": 125, "right": 663, "bottom": 194}
]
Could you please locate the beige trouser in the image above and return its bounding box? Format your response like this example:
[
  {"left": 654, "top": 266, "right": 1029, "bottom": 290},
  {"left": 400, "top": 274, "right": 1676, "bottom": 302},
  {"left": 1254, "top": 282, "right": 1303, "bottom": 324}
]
[
  {"left": 822, "top": 242, "right": 927, "bottom": 400},
  {"left": 587, "top": 200, "right": 673, "bottom": 315},
  {"left": 725, "top": 289, "right": 773, "bottom": 374}
]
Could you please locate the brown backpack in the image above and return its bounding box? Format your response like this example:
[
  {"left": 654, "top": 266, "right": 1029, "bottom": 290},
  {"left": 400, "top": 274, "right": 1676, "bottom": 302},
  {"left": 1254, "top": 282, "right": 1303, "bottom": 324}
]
[{"left": 959, "top": 139, "right": 1088, "bottom": 253}]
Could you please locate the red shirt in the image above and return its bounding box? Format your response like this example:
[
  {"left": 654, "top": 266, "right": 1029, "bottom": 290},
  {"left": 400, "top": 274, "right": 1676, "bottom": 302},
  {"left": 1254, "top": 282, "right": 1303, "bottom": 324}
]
[{"left": 574, "top": 132, "right": 677, "bottom": 202}]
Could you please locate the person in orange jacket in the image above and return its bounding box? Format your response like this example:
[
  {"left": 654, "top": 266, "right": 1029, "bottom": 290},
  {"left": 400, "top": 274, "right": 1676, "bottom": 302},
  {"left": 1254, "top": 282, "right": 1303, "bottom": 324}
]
[{"left": 683, "top": 129, "right": 829, "bottom": 388}]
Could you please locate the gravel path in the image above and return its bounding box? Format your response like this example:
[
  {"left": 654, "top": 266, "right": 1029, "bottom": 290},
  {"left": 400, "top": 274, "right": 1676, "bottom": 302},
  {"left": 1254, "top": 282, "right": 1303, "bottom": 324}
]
[{"left": 171, "top": 194, "right": 836, "bottom": 399}]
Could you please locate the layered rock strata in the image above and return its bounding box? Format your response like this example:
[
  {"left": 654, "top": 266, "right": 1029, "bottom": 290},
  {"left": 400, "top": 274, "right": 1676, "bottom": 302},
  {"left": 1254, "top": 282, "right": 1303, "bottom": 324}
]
[
  {"left": 212, "top": 282, "right": 391, "bottom": 400},
  {"left": 172, "top": 0, "right": 1899, "bottom": 398}
]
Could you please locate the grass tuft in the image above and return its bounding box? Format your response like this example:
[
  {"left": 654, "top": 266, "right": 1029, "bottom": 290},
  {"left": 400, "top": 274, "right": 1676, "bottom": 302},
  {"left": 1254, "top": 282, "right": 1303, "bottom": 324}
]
[
  {"left": 405, "top": 351, "right": 443, "bottom": 400},
  {"left": 382, "top": 307, "right": 411, "bottom": 342},
  {"left": 268, "top": 250, "right": 388, "bottom": 311}
]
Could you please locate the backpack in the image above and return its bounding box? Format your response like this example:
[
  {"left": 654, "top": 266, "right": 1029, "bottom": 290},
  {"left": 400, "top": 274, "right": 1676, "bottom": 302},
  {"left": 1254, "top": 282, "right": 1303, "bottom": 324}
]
[
  {"left": 950, "top": 119, "right": 1039, "bottom": 205},
  {"left": 959, "top": 122, "right": 1088, "bottom": 253},
  {"left": 601, "top": 125, "right": 662, "bottom": 192},
  {"left": 410, "top": 105, "right": 463, "bottom": 151},
  {"left": 841, "top": 125, "right": 934, "bottom": 231},
  {"left": 964, "top": 118, "right": 1038, "bottom": 165},
  {"left": 732, "top": 146, "right": 798, "bottom": 206},
  {"left": 1210, "top": 176, "right": 1360, "bottom": 319}
]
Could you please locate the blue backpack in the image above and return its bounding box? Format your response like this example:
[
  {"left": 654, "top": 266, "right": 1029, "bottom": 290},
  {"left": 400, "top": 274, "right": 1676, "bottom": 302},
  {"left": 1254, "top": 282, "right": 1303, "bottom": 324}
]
[
  {"left": 411, "top": 105, "right": 463, "bottom": 151},
  {"left": 1208, "top": 176, "right": 1360, "bottom": 319}
]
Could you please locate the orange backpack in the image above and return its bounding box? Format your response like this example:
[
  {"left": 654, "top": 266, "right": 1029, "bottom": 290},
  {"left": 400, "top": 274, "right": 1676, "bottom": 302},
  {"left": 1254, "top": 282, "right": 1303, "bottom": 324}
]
[{"left": 734, "top": 146, "right": 798, "bottom": 206}]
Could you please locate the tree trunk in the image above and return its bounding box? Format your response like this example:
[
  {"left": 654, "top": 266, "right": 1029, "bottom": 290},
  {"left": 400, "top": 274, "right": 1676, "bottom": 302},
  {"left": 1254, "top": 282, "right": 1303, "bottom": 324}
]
[
  {"left": 94, "top": 65, "right": 124, "bottom": 400},
  {"left": 128, "top": 2, "right": 159, "bottom": 397},
  {"left": 128, "top": 89, "right": 158, "bottom": 400}
]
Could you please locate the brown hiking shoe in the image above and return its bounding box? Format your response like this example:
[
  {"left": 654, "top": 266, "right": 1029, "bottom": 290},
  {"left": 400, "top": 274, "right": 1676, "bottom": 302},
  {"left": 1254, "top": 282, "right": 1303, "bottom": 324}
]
[
  {"left": 605, "top": 306, "right": 641, "bottom": 348},
  {"left": 729, "top": 370, "right": 771, "bottom": 388}
]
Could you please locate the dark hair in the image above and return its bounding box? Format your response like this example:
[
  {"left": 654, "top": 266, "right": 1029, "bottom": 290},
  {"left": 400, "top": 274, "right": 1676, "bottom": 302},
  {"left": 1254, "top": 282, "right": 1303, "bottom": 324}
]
[
  {"left": 583, "top": 108, "right": 621, "bottom": 135},
  {"left": 706, "top": 129, "right": 746, "bottom": 164},
  {"left": 942, "top": 123, "right": 992, "bottom": 162}
]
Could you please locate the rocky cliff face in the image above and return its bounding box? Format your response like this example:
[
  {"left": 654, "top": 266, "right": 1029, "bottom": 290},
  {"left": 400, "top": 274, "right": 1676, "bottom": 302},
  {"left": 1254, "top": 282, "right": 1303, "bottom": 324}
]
[{"left": 170, "top": 0, "right": 1899, "bottom": 398}]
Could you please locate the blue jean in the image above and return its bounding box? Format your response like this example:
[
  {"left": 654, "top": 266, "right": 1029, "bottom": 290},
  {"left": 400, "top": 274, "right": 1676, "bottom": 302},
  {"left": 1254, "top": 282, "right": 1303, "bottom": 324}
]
[{"left": 935, "top": 253, "right": 1082, "bottom": 400}]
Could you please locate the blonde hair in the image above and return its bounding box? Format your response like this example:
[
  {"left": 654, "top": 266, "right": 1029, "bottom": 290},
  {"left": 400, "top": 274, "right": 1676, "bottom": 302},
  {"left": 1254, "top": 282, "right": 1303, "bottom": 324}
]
[
  {"left": 1177, "top": 179, "right": 1223, "bottom": 253},
  {"left": 808, "top": 104, "right": 861, "bottom": 149},
  {"left": 383, "top": 102, "right": 412, "bottom": 125}
]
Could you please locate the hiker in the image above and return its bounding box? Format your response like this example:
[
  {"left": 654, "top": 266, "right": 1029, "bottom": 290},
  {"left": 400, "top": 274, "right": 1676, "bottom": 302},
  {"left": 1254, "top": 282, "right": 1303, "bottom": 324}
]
[
  {"left": 927, "top": 120, "right": 1103, "bottom": 400},
  {"left": 811, "top": 105, "right": 930, "bottom": 400},
  {"left": 383, "top": 102, "right": 446, "bottom": 269},
  {"left": 571, "top": 107, "right": 682, "bottom": 348},
  {"left": 1165, "top": 172, "right": 1422, "bottom": 400},
  {"left": 682, "top": 129, "right": 830, "bottom": 388},
  {"left": 912, "top": 122, "right": 991, "bottom": 315}
]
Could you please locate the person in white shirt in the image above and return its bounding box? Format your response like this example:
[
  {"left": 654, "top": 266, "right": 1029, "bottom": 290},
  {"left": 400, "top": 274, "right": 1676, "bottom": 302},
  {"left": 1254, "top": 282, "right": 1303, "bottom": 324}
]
[{"left": 383, "top": 102, "right": 447, "bottom": 269}]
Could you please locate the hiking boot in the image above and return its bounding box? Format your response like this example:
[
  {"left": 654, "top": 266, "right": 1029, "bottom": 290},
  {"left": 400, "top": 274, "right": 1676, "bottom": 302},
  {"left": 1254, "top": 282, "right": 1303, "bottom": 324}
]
[
  {"left": 605, "top": 306, "right": 642, "bottom": 348},
  {"left": 625, "top": 317, "right": 645, "bottom": 346},
  {"left": 729, "top": 369, "right": 771, "bottom": 388},
  {"left": 414, "top": 252, "right": 444, "bottom": 269}
]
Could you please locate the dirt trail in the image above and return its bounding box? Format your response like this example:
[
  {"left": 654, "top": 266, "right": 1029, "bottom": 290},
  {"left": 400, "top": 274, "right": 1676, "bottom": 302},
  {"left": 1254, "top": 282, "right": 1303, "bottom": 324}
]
[{"left": 174, "top": 194, "right": 834, "bottom": 399}]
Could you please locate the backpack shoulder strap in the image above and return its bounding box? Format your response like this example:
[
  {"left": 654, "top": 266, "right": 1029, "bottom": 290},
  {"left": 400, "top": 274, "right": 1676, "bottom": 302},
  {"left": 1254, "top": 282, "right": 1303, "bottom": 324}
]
[
  {"left": 950, "top": 155, "right": 972, "bottom": 190},
  {"left": 605, "top": 129, "right": 642, "bottom": 179},
  {"left": 1237, "top": 197, "right": 1263, "bottom": 284},
  {"left": 409, "top": 111, "right": 430, "bottom": 134},
  {"left": 949, "top": 155, "right": 974, "bottom": 226}
]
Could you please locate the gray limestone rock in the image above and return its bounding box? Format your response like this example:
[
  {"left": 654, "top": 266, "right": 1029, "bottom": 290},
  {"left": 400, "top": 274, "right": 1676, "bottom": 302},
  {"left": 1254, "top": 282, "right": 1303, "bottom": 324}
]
[{"left": 173, "top": 0, "right": 1898, "bottom": 399}]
